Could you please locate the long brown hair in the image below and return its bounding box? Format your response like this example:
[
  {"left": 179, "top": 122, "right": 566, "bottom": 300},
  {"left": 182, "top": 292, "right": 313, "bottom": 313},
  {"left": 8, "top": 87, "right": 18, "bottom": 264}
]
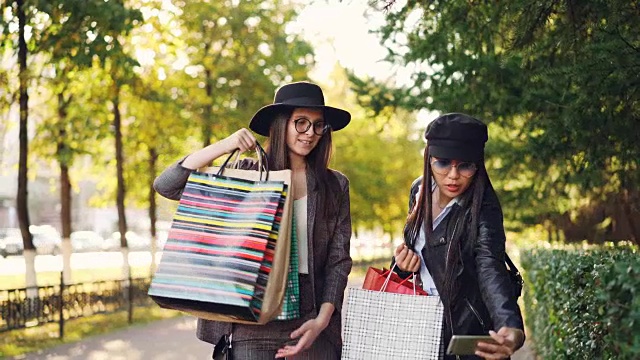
[
  {"left": 403, "top": 147, "right": 490, "bottom": 305},
  {"left": 265, "top": 109, "right": 338, "bottom": 212}
]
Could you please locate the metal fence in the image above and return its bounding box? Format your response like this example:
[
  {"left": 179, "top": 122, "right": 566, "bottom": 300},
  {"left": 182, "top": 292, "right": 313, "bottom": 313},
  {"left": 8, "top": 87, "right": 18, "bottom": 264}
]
[
  {"left": 0, "top": 273, "right": 154, "bottom": 338},
  {"left": 0, "top": 257, "right": 390, "bottom": 339}
]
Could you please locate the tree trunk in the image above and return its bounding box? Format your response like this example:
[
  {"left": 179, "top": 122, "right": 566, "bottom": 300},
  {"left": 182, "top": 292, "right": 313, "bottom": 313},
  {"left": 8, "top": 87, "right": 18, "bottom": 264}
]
[
  {"left": 0, "top": 111, "right": 8, "bottom": 167},
  {"left": 621, "top": 189, "right": 639, "bottom": 246},
  {"left": 112, "top": 85, "right": 130, "bottom": 279},
  {"left": 202, "top": 68, "right": 213, "bottom": 148},
  {"left": 388, "top": 229, "right": 396, "bottom": 258},
  {"left": 545, "top": 217, "right": 553, "bottom": 242},
  {"left": 148, "top": 147, "right": 158, "bottom": 273},
  {"left": 17, "top": 0, "right": 36, "bottom": 295},
  {"left": 58, "top": 91, "right": 73, "bottom": 283},
  {"left": 60, "top": 161, "right": 73, "bottom": 283}
]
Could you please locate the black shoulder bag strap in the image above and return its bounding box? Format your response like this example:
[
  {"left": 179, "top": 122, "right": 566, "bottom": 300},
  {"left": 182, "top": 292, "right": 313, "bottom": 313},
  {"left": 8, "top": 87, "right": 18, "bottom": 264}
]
[
  {"left": 505, "top": 253, "right": 524, "bottom": 298},
  {"left": 462, "top": 205, "right": 524, "bottom": 299}
]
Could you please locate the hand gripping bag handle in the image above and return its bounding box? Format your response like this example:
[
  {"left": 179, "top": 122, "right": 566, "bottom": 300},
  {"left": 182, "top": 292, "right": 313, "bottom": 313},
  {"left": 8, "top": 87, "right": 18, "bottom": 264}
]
[{"left": 217, "top": 142, "right": 269, "bottom": 180}]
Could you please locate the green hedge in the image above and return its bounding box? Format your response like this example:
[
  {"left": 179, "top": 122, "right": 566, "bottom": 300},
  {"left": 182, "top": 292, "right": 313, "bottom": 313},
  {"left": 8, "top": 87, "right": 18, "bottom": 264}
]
[{"left": 521, "top": 245, "right": 640, "bottom": 359}]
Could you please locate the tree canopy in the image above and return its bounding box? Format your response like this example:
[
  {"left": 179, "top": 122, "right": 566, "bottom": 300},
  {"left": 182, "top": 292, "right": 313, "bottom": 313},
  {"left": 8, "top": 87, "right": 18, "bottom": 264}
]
[
  {"left": 363, "top": 0, "right": 640, "bottom": 243},
  {"left": 0, "top": 0, "right": 424, "bottom": 264}
]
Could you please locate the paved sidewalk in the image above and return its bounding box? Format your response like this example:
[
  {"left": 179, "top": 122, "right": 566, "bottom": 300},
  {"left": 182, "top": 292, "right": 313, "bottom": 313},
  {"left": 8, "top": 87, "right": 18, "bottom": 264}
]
[
  {"left": 12, "top": 315, "right": 535, "bottom": 360},
  {"left": 513, "top": 340, "right": 536, "bottom": 360},
  {"left": 11, "top": 316, "right": 211, "bottom": 360},
  {"left": 10, "top": 275, "right": 536, "bottom": 359}
]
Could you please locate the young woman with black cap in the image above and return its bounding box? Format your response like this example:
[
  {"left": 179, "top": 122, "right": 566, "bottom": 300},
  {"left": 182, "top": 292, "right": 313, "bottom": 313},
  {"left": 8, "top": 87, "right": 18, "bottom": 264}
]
[
  {"left": 153, "top": 81, "right": 352, "bottom": 359},
  {"left": 393, "top": 113, "right": 525, "bottom": 359}
]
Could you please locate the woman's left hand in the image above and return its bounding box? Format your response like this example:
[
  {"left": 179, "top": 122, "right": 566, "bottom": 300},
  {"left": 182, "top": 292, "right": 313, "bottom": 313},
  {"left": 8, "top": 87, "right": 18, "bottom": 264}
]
[
  {"left": 475, "top": 327, "right": 525, "bottom": 359},
  {"left": 275, "top": 317, "right": 328, "bottom": 358}
]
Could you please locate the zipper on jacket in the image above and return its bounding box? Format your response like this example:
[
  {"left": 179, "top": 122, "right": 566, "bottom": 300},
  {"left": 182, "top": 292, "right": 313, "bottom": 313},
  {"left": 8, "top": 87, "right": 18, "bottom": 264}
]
[
  {"left": 445, "top": 217, "right": 459, "bottom": 340},
  {"left": 465, "top": 298, "right": 486, "bottom": 331},
  {"left": 446, "top": 218, "right": 460, "bottom": 360}
]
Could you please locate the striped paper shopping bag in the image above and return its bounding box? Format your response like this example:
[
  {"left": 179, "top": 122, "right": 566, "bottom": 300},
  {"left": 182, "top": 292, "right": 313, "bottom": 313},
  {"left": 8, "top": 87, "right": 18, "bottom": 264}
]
[{"left": 149, "top": 166, "right": 293, "bottom": 324}]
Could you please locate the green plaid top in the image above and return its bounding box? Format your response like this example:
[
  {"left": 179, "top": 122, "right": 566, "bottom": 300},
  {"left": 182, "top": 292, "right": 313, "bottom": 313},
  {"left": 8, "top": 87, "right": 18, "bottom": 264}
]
[{"left": 275, "top": 212, "right": 300, "bottom": 320}]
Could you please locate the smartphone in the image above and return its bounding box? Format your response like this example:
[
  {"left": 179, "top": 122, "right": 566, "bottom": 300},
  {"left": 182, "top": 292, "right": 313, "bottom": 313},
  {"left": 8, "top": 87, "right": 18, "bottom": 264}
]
[{"left": 446, "top": 335, "right": 499, "bottom": 355}]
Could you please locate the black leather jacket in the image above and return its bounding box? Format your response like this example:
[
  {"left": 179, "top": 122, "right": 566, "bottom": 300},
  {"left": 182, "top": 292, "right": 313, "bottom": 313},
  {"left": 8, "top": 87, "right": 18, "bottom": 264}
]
[{"left": 394, "top": 177, "right": 524, "bottom": 359}]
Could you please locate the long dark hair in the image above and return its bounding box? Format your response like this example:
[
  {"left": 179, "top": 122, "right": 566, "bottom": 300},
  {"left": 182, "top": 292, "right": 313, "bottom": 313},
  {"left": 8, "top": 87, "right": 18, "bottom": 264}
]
[
  {"left": 265, "top": 109, "right": 338, "bottom": 212},
  {"left": 403, "top": 147, "right": 489, "bottom": 305}
]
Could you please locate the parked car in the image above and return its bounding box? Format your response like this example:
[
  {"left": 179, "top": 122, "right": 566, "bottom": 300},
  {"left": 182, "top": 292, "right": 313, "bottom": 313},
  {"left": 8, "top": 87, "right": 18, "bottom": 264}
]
[
  {"left": 101, "top": 236, "right": 121, "bottom": 252},
  {"left": 156, "top": 230, "right": 168, "bottom": 250},
  {"left": 70, "top": 231, "right": 104, "bottom": 252},
  {"left": 111, "top": 231, "right": 150, "bottom": 251},
  {"left": 0, "top": 228, "right": 24, "bottom": 257},
  {"left": 30, "top": 225, "right": 62, "bottom": 255}
]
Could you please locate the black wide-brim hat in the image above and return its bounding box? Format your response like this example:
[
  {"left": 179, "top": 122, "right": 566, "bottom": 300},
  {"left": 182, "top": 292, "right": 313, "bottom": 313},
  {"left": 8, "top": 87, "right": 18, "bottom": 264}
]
[
  {"left": 424, "top": 113, "right": 488, "bottom": 162},
  {"left": 249, "top": 81, "right": 351, "bottom": 136}
]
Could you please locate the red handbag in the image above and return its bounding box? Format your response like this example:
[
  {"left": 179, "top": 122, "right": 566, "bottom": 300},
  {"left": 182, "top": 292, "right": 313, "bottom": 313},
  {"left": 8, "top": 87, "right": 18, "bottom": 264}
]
[{"left": 362, "top": 267, "right": 429, "bottom": 296}]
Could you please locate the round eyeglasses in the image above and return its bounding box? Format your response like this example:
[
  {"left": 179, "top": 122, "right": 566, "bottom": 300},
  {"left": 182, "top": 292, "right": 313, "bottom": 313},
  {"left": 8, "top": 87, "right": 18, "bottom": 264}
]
[
  {"left": 293, "top": 118, "right": 330, "bottom": 136},
  {"left": 430, "top": 158, "right": 478, "bottom": 178}
]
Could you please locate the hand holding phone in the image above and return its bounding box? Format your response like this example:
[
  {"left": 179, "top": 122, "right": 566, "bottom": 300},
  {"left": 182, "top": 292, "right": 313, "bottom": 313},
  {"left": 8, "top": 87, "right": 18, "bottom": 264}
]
[{"left": 446, "top": 335, "right": 499, "bottom": 355}]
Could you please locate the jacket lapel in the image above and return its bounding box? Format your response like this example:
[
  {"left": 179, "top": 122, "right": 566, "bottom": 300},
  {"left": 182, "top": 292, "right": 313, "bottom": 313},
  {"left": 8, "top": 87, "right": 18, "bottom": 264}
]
[{"left": 305, "top": 169, "right": 319, "bottom": 301}]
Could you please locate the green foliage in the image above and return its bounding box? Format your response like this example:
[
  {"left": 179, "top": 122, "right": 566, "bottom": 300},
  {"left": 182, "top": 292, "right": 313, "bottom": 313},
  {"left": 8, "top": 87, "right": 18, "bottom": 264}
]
[
  {"left": 120, "top": 76, "right": 191, "bottom": 209},
  {"left": 26, "top": 0, "right": 142, "bottom": 167},
  {"left": 31, "top": 68, "right": 112, "bottom": 167},
  {"left": 2, "top": 0, "right": 427, "bottom": 246},
  {"left": 89, "top": 0, "right": 315, "bottom": 210},
  {"left": 0, "top": 65, "right": 15, "bottom": 169},
  {"left": 36, "top": 0, "right": 142, "bottom": 67},
  {"left": 367, "top": 0, "right": 640, "bottom": 238},
  {"left": 329, "top": 68, "right": 423, "bottom": 236},
  {"left": 521, "top": 244, "right": 640, "bottom": 359},
  {"left": 175, "top": 0, "right": 314, "bottom": 146}
]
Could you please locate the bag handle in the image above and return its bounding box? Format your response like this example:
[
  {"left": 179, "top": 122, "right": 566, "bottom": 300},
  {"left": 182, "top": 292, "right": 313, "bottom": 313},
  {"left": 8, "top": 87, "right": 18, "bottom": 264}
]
[
  {"left": 216, "top": 142, "right": 269, "bottom": 180},
  {"left": 380, "top": 268, "right": 413, "bottom": 287},
  {"left": 380, "top": 263, "right": 420, "bottom": 295}
]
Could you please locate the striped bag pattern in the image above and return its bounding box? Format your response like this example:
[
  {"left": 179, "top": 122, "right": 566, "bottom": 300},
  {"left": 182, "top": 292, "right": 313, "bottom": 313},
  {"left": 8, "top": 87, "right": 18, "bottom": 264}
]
[
  {"left": 148, "top": 171, "right": 286, "bottom": 322},
  {"left": 247, "top": 186, "right": 299, "bottom": 321},
  {"left": 249, "top": 182, "right": 289, "bottom": 316}
]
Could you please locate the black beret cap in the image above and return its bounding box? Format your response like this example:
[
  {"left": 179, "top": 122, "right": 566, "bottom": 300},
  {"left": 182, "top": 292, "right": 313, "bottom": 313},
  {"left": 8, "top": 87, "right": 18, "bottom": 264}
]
[{"left": 424, "top": 113, "right": 488, "bottom": 162}]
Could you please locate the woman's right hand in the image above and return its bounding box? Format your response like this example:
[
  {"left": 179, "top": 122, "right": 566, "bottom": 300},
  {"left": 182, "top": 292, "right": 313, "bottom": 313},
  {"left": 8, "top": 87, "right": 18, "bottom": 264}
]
[
  {"left": 394, "top": 243, "right": 421, "bottom": 272},
  {"left": 182, "top": 128, "right": 257, "bottom": 170},
  {"left": 220, "top": 128, "right": 257, "bottom": 153}
]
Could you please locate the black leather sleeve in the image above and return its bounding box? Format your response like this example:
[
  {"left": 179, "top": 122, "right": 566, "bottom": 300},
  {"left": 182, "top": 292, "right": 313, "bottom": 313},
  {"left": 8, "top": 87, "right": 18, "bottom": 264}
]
[{"left": 474, "top": 186, "right": 525, "bottom": 332}]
